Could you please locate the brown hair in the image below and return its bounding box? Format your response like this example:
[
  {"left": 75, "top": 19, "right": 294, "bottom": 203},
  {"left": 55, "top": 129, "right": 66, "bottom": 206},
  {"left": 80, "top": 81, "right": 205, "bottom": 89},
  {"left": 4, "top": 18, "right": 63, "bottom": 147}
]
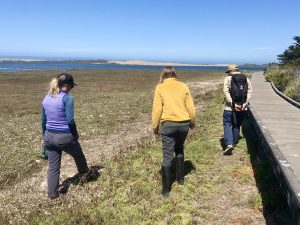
[{"left": 159, "top": 66, "right": 177, "bottom": 83}]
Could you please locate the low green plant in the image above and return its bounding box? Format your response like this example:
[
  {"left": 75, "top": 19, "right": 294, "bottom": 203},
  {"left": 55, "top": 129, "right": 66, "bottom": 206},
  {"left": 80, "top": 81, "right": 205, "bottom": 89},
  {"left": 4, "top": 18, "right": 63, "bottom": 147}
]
[
  {"left": 284, "top": 82, "right": 300, "bottom": 102},
  {"left": 248, "top": 193, "right": 263, "bottom": 211}
]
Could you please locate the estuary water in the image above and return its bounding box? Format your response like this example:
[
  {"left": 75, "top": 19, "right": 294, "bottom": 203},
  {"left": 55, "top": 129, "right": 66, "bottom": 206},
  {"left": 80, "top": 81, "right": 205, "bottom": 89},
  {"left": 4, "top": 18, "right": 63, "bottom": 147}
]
[{"left": 0, "top": 61, "right": 265, "bottom": 72}]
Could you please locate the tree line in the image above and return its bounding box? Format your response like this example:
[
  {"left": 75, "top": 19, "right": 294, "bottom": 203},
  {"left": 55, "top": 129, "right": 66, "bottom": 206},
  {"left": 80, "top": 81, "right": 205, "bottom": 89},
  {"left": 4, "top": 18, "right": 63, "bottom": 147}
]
[{"left": 277, "top": 36, "right": 300, "bottom": 64}]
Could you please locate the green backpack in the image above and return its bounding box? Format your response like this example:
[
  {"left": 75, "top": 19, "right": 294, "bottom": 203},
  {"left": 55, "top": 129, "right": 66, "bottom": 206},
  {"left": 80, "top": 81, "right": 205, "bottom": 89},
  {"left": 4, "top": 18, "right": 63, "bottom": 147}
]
[{"left": 41, "top": 144, "right": 48, "bottom": 159}]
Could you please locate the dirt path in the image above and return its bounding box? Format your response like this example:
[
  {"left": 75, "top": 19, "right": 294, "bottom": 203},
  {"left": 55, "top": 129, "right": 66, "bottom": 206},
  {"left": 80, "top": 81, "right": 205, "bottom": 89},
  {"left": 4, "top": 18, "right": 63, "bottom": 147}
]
[{"left": 0, "top": 80, "right": 223, "bottom": 222}]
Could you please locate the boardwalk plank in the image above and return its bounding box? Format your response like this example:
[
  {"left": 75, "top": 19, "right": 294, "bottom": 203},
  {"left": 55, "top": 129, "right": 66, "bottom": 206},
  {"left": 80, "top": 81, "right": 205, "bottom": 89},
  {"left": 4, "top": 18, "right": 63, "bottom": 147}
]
[{"left": 251, "top": 71, "right": 300, "bottom": 178}]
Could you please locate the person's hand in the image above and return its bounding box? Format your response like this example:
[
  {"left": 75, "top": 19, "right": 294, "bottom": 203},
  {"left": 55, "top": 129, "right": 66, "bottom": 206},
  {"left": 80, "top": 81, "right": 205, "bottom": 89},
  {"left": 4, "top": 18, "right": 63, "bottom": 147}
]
[
  {"left": 189, "top": 122, "right": 195, "bottom": 129},
  {"left": 234, "top": 104, "right": 243, "bottom": 112}
]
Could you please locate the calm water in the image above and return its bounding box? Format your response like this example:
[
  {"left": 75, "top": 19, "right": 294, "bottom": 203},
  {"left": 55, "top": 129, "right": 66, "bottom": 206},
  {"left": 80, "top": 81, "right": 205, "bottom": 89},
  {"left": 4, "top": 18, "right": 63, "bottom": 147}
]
[{"left": 0, "top": 61, "right": 265, "bottom": 72}]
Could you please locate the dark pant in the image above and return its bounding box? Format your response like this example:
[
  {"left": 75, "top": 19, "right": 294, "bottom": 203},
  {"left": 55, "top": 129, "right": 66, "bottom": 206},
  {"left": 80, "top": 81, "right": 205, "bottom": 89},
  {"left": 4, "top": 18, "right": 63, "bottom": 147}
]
[
  {"left": 223, "top": 110, "right": 245, "bottom": 146},
  {"left": 44, "top": 131, "right": 88, "bottom": 198},
  {"left": 160, "top": 125, "right": 189, "bottom": 167}
]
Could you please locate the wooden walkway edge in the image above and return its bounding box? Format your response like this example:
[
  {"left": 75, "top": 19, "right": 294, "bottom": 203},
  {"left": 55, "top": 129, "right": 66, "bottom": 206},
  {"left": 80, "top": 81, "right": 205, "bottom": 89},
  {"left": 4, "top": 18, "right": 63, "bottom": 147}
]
[{"left": 249, "top": 71, "right": 300, "bottom": 222}]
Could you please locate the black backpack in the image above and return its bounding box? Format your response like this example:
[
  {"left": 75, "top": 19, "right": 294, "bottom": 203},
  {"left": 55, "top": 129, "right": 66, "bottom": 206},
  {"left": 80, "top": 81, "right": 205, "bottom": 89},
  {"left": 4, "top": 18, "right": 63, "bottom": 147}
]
[{"left": 230, "top": 74, "right": 248, "bottom": 105}]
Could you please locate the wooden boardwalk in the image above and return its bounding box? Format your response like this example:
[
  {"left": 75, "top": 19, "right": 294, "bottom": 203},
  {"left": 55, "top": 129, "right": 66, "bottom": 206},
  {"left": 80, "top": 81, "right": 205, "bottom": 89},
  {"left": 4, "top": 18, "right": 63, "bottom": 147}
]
[{"left": 250, "top": 71, "right": 300, "bottom": 218}]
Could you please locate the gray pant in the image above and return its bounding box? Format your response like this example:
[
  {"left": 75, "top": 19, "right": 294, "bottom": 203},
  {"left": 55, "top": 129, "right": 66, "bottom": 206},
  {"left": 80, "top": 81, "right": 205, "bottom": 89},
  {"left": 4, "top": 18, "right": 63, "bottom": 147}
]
[
  {"left": 44, "top": 131, "right": 88, "bottom": 198},
  {"left": 160, "top": 125, "right": 189, "bottom": 167}
]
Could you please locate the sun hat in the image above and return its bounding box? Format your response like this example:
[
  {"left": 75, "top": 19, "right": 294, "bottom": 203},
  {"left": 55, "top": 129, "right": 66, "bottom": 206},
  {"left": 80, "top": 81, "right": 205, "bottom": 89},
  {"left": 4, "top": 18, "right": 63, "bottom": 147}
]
[{"left": 225, "top": 64, "right": 239, "bottom": 73}]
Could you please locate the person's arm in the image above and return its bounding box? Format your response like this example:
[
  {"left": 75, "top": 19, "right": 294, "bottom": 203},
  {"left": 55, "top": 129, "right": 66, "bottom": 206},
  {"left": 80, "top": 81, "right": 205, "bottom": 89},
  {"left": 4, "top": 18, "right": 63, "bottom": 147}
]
[
  {"left": 152, "top": 85, "right": 163, "bottom": 132},
  {"left": 242, "top": 78, "right": 253, "bottom": 109},
  {"left": 41, "top": 106, "right": 47, "bottom": 136},
  {"left": 63, "top": 95, "right": 79, "bottom": 139},
  {"left": 246, "top": 78, "right": 253, "bottom": 102},
  {"left": 185, "top": 85, "right": 196, "bottom": 124},
  {"left": 223, "top": 77, "right": 232, "bottom": 105}
]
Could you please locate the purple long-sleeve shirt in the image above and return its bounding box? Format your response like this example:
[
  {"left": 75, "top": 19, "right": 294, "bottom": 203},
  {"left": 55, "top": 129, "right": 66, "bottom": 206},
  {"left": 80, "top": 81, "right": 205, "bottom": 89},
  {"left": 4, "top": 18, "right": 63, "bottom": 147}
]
[{"left": 42, "top": 90, "right": 78, "bottom": 138}]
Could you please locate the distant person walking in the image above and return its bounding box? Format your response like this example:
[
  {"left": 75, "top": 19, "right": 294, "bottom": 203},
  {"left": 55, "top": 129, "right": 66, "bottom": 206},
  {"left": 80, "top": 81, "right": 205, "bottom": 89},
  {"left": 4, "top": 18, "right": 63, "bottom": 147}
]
[
  {"left": 42, "top": 73, "right": 90, "bottom": 199},
  {"left": 223, "top": 65, "right": 253, "bottom": 155},
  {"left": 152, "top": 66, "right": 196, "bottom": 197}
]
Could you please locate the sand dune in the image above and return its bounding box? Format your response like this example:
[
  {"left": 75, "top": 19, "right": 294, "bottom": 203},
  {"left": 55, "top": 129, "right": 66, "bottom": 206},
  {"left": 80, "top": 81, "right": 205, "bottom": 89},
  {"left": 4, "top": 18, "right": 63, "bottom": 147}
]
[
  {"left": 107, "top": 60, "right": 229, "bottom": 67},
  {"left": 0, "top": 58, "right": 46, "bottom": 62}
]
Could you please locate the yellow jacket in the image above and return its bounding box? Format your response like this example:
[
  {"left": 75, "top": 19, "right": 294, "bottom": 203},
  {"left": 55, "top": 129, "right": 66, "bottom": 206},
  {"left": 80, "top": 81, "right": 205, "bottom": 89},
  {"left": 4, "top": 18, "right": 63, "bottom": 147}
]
[{"left": 152, "top": 78, "right": 196, "bottom": 129}]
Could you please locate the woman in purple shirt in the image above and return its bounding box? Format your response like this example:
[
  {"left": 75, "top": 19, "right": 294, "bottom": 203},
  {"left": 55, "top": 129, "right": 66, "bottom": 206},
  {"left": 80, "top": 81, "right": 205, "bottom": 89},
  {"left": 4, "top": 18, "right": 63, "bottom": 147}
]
[{"left": 42, "top": 73, "right": 89, "bottom": 199}]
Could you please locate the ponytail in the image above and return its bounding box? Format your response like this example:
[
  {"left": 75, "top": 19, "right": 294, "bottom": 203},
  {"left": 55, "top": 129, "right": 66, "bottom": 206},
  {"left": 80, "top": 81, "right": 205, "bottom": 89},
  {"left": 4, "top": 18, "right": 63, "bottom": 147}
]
[
  {"left": 159, "top": 66, "right": 177, "bottom": 83},
  {"left": 48, "top": 78, "right": 60, "bottom": 96}
]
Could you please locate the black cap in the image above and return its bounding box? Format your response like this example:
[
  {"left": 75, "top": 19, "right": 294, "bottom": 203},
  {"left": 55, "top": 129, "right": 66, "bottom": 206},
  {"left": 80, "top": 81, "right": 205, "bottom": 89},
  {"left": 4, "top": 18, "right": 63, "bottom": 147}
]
[{"left": 57, "top": 73, "right": 78, "bottom": 87}]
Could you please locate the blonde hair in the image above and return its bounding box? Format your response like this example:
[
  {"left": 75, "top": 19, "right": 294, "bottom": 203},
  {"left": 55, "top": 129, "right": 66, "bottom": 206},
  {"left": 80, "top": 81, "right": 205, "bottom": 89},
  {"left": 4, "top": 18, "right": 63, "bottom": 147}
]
[
  {"left": 48, "top": 78, "right": 60, "bottom": 96},
  {"left": 159, "top": 66, "right": 177, "bottom": 83}
]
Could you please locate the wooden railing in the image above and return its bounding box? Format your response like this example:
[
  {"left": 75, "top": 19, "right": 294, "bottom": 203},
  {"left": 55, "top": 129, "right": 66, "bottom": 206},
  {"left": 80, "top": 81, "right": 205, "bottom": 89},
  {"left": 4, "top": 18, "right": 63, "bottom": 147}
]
[{"left": 270, "top": 81, "right": 300, "bottom": 109}]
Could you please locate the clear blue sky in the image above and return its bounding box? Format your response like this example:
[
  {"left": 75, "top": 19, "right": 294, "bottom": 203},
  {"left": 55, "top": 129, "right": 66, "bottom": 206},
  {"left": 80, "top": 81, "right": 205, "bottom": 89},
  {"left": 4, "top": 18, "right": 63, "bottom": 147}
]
[{"left": 0, "top": 0, "right": 299, "bottom": 64}]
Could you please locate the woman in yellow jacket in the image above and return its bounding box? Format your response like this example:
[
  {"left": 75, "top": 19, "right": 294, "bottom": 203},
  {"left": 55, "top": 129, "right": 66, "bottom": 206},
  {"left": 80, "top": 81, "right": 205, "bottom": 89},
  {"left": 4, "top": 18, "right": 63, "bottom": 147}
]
[{"left": 152, "top": 66, "right": 196, "bottom": 197}]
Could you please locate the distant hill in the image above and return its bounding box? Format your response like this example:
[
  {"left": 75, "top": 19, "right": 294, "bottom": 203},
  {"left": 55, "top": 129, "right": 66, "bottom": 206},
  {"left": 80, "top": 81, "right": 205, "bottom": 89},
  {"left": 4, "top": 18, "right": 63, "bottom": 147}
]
[
  {"left": 48, "top": 59, "right": 108, "bottom": 64},
  {"left": 240, "top": 63, "right": 267, "bottom": 68}
]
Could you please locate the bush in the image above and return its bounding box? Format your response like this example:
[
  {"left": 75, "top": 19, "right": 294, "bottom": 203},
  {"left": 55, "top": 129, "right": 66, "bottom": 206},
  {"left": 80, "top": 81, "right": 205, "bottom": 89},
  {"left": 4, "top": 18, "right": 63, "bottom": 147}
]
[
  {"left": 284, "top": 81, "right": 300, "bottom": 102},
  {"left": 264, "top": 70, "right": 291, "bottom": 91}
]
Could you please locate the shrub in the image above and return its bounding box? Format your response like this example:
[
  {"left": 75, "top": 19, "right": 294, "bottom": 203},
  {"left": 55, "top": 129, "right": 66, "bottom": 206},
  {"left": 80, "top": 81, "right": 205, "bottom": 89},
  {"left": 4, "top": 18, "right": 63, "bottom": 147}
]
[
  {"left": 265, "top": 70, "right": 291, "bottom": 91},
  {"left": 284, "top": 81, "right": 300, "bottom": 102}
]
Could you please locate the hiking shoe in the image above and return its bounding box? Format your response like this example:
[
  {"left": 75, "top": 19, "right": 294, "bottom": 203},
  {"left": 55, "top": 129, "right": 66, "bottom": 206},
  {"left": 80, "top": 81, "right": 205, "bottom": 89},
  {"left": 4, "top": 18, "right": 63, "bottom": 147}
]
[
  {"left": 223, "top": 145, "right": 234, "bottom": 155},
  {"left": 79, "top": 166, "right": 100, "bottom": 185}
]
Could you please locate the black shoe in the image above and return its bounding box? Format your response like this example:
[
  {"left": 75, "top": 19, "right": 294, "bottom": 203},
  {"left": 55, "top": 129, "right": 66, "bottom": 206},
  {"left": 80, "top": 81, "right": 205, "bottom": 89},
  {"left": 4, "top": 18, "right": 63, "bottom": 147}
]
[
  {"left": 223, "top": 145, "right": 234, "bottom": 155},
  {"left": 161, "top": 165, "right": 172, "bottom": 197},
  {"left": 79, "top": 166, "right": 100, "bottom": 185},
  {"left": 176, "top": 154, "right": 184, "bottom": 185}
]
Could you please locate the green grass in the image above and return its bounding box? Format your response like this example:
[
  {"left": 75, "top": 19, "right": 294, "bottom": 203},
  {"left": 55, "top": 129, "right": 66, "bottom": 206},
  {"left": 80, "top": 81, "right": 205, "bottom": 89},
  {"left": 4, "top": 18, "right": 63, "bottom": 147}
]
[
  {"left": 22, "top": 88, "right": 224, "bottom": 225},
  {"left": 18, "top": 88, "right": 268, "bottom": 225}
]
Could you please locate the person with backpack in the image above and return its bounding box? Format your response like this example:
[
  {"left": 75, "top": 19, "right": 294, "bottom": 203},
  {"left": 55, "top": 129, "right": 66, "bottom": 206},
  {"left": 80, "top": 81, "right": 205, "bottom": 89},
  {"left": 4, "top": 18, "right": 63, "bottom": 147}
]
[
  {"left": 152, "top": 66, "right": 196, "bottom": 197},
  {"left": 223, "top": 65, "right": 252, "bottom": 155},
  {"left": 42, "top": 73, "right": 93, "bottom": 199}
]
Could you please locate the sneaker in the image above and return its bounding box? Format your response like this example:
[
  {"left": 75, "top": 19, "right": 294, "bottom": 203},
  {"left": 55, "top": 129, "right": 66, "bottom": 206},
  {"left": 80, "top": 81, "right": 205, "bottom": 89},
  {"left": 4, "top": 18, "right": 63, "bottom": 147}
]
[{"left": 223, "top": 145, "right": 234, "bottom": 155}]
